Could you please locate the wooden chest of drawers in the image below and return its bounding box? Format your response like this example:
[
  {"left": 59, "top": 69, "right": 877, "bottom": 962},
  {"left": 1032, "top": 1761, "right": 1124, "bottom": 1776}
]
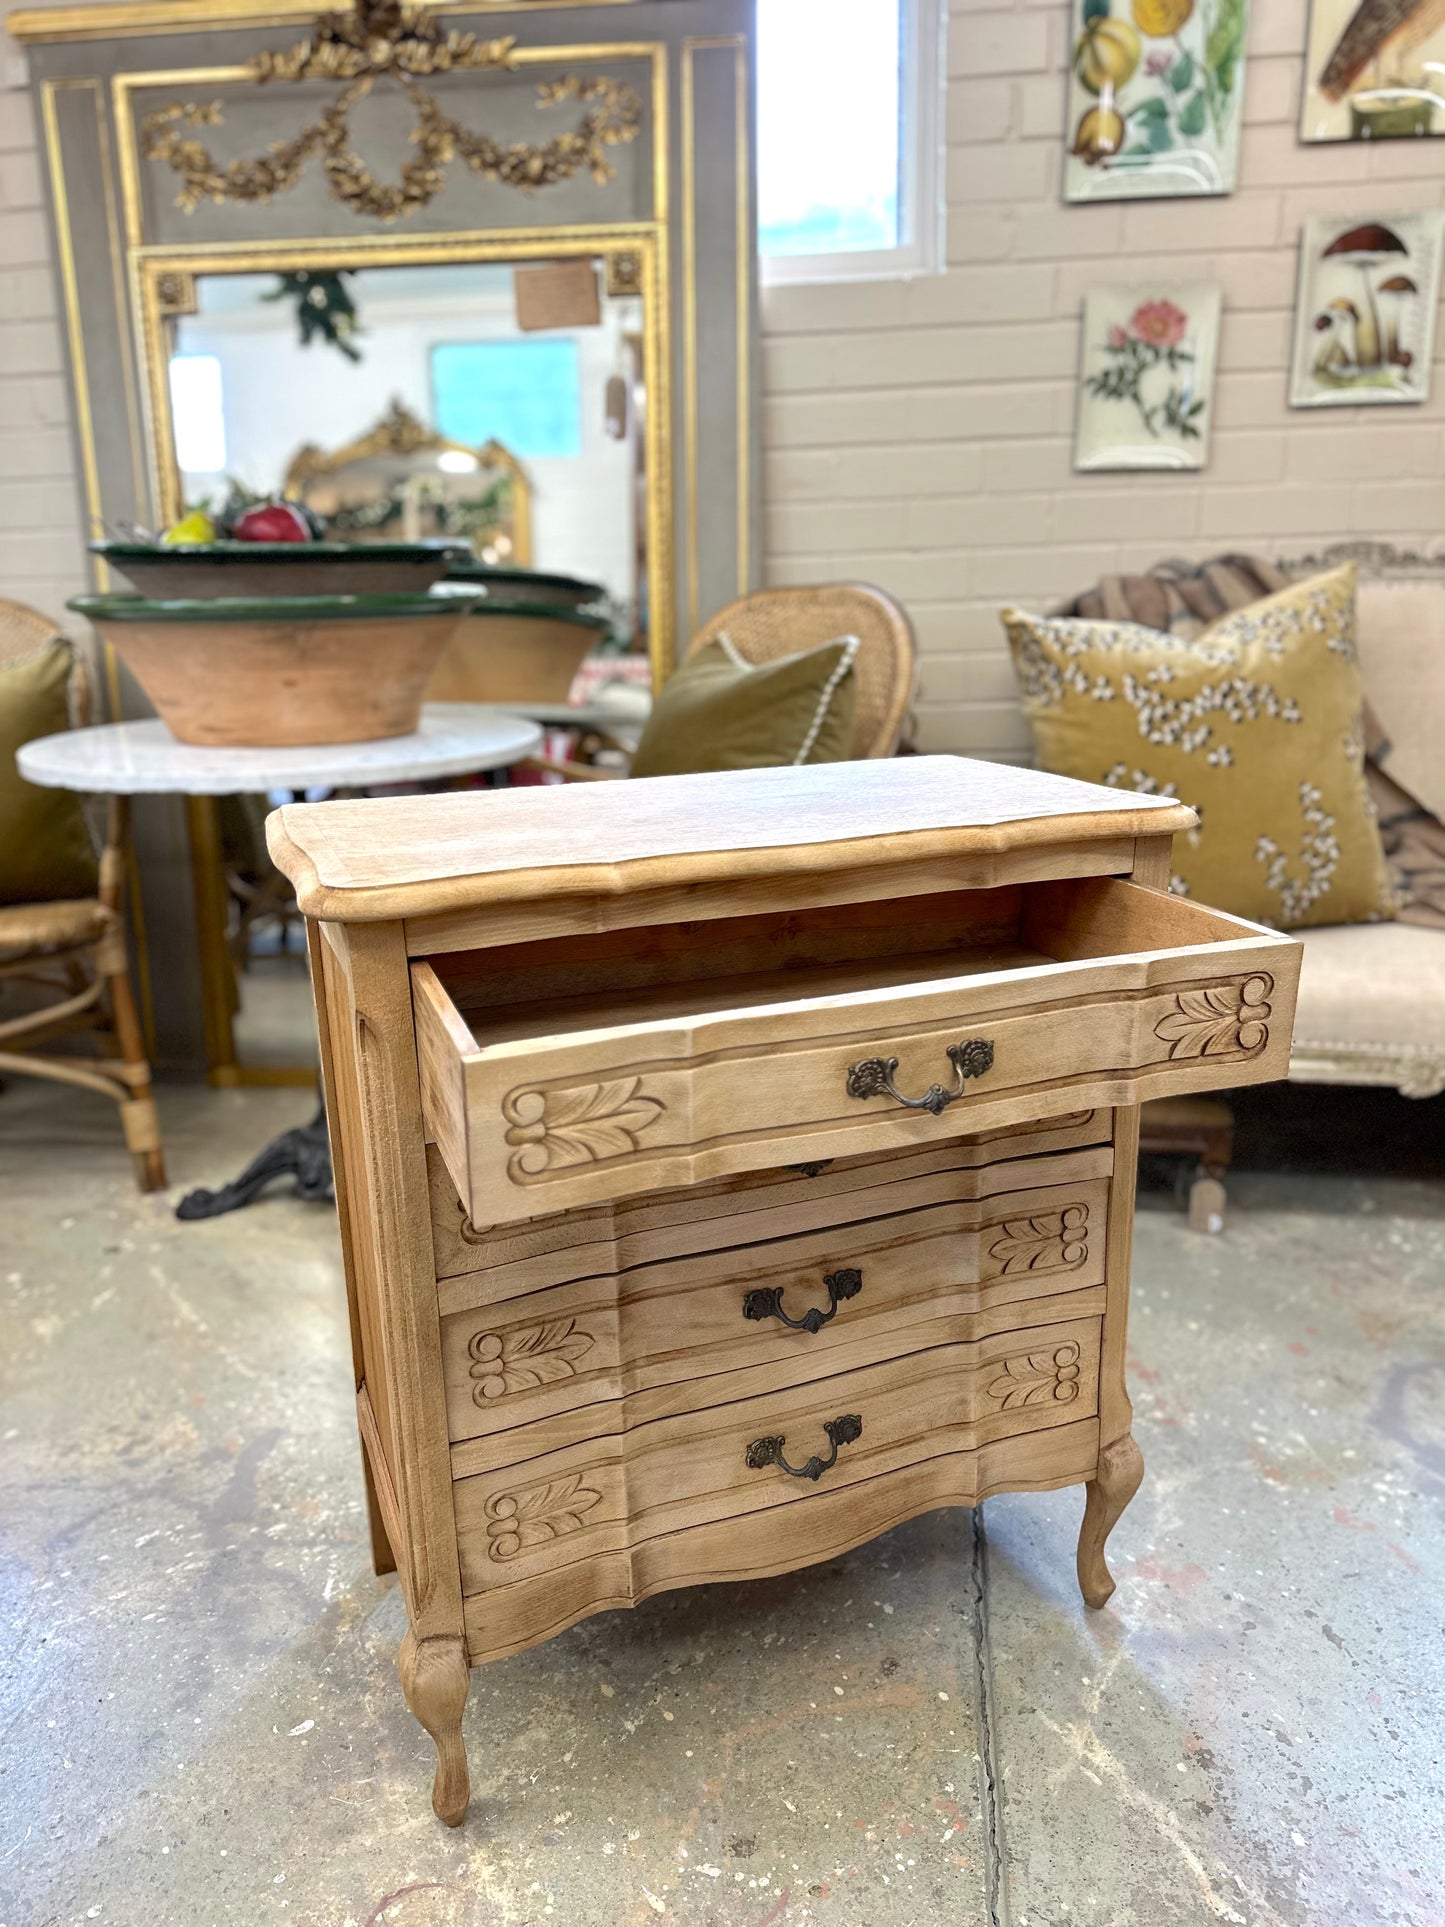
[{"left": 268, "top": 756, "right": 1300, "bottom": 1825}]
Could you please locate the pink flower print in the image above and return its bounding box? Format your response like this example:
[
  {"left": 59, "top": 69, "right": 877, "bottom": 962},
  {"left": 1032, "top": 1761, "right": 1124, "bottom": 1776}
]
[
  {"left": 1108, "top": 323, "right": 1130, "bottom": 349},
  {"left": 1145, "top": 48, "right": 1172, "bottom": 75},
  {"left": 1130, "top": 298, "right": 1189, "bottom": 348}
]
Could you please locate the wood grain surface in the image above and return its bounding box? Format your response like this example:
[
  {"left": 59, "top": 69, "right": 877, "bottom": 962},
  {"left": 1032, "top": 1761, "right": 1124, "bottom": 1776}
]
[
  {"left": 452, "top": 1314, "right": 1102, "bottom": 1594},
  {"left": 414, "top": 877, "right": 1298, "bottom": 1226},
  {"left": 458, "top": 1418, "right": 1103, "bottom": 1666},
  {"left": 427, "top": 1114, "right": 1113, "bottom": 1290},
  {"left": 439, "top": 1172, "right": 1110, "bottom": 1449},
  {"left": 266, "top": 756, "right": 1196, "bottom": 923},
  {"left": 286, "top": 763, "right": 1297, "bottom": 1820}
]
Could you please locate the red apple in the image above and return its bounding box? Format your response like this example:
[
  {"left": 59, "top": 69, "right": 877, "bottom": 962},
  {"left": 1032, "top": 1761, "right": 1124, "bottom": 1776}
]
[{"left": 231, "top": 501, "right": 313, "bottom": 544}]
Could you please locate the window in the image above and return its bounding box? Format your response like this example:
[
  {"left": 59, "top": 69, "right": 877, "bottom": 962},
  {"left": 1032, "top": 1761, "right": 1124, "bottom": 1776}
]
[
  {"left": 757, "top": 0, "right": 941, "bottom": 283},
  {"left": 169, "top": 355, "right": 227, "bottom": 474},
  {"left": 431, "top": 339, "right": 583, "bottom": 458}
]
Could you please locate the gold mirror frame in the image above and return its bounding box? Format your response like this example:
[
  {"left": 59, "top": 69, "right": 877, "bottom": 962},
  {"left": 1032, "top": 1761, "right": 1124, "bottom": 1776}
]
[{"left": 135, "top": 224, "right": 672, "bottom": 682}]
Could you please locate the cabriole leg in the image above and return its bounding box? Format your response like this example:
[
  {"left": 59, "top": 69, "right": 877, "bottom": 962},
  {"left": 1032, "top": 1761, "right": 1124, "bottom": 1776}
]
[
  {"left": 399, "top": 1629, "right": 471, "bottom": 1825},
  {"left": 1076, "top": 1432, "right": 1145, "bottom": 1610}
]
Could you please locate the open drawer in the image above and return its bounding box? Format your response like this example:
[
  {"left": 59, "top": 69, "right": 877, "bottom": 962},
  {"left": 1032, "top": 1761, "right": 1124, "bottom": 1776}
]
[{"left": 414, "top": 875, "right": 1300, "bottom": 1228}]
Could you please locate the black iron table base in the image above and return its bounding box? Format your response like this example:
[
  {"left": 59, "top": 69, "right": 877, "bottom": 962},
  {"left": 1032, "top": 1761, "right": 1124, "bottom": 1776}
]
[{"left": 175, "top": 1104, "right": 334, "bottom": 1220}]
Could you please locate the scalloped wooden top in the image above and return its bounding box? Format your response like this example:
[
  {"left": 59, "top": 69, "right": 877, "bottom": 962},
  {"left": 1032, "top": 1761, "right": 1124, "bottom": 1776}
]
[{"left": 265, "top": 756, "right": 1196, "bottom": 924}]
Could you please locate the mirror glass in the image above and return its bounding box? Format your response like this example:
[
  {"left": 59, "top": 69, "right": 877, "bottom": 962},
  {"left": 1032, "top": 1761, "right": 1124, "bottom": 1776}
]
[
  {"left": 168, "top": 259, "right": 646, "bottom": 622},
  {"left": 164, "top": 255, "right": 650, "bottom": 1080}
]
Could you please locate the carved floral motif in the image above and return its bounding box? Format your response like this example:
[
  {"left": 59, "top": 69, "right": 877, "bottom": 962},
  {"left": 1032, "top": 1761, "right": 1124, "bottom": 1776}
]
[
  {"left": 985, "top": 1342, "right": 1083, "bottom": 1411},
  {"left": 504, "top": 1077, "right": 663, "bottom": 1181},
  {"left": 486, "top": 1472, "right": 602, "bottom": 1562},
  {"left": 987, "top": 1203, "right": 1090, "bottom": 1277},
  {"left": 469, "top": 1319, "right": 594, "bottom": 1403},
  {"left": 139, "top": 0, "right": 643, "bottom": 224},
  {"left": 1153, "top": 974, "right": 1272, "bottom": 1060}
]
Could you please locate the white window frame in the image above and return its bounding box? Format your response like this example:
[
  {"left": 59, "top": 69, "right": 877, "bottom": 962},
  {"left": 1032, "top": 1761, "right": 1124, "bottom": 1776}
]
[{"left": 759, "top": 0, "right": 944, "bottom": 287}]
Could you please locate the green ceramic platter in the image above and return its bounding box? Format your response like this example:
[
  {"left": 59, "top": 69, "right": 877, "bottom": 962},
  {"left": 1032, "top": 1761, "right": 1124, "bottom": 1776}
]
[
  {"left": 91, "top": 540, "right": 467, "bottom": 561},
  {"left": 428, "top": 587, "right": 612, "bottom": 629},
  {"left": 443, "top": 562, "right": 607, "bottom": 601},
  {"left": 90, "top": 539, "right": 470, "bottom": 600},
  {"left": 69, "top": 592, "right": 476, "bottom": 622}
]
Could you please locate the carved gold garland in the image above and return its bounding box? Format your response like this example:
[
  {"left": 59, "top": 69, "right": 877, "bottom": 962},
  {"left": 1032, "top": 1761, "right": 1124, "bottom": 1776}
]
[{"left": 139, "top": 0, "right": 643, "bottom": 223}]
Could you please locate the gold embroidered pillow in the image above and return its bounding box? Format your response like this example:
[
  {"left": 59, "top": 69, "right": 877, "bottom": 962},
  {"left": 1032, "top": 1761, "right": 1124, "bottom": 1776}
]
[{"left": 1002, "top": 563, "right": 1395, "bottom": 929}]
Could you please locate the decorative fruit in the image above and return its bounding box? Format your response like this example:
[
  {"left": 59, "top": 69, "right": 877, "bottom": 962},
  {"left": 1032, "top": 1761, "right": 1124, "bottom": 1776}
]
[
  {"left": 1072, "top": 104, "right": 1126, "bottom": 164},
  {"left": 1073, "top": 17, "right": 1141, "bottom": 94},
  {"left": 1132, "top": 0, "right": 1193, "bottom": 35},
  {"left": 231, "top": 501, "right": 313, "bottom": 544},
  {"left": 162, "top": 509, "right": 217, "bottom": 546}
]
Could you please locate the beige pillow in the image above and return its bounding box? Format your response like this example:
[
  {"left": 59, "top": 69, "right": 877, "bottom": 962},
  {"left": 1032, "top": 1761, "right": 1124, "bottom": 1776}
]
[
  {"left": 1002, "top": 563, "right": 1395, "bottom": 929},
  {"left": 1354, "top": 577, "right": 1445, "bottom": 822},
  {"left": 630, "top": 633, "right": 859, "bottom": 778}
]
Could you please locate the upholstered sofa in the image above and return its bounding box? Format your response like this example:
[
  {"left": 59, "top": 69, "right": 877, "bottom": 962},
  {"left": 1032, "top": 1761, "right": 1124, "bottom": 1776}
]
[{"left": 1284, "top": 542, "right": 1445, "bottom": 1103}]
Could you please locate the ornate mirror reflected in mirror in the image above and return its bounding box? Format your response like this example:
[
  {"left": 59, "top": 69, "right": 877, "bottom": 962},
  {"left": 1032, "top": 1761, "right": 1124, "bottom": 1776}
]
[{"left": 283, "top": 397, "right": 534, "bottom": 568}]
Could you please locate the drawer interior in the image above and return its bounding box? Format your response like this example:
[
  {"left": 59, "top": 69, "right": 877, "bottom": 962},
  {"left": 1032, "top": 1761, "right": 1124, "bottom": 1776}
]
[{"left": 422, "top": 876, "right": 1265, "bottom": 1054}]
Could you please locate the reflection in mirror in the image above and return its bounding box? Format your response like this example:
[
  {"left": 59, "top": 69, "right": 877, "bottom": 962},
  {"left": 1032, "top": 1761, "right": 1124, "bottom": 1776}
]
[
  {"left": 168, "top": 258, "right": 645, "bottom": 640},
  {"left": 163, "top": 255, "right": 649, "bottom": 1079}
]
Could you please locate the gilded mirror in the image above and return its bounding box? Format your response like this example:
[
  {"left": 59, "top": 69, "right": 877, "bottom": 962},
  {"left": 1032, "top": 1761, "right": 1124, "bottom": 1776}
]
[{"left": 136, "top": 234, "right": 666, "bottom": 1079}]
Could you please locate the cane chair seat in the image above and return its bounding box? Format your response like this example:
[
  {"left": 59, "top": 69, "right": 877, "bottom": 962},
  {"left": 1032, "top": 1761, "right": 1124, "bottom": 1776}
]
[
  {"left": 0, "top": 897, "right": 114, "bottom": 961},
  {"left": 0, "top": 598, "right": 165, "bottom": 1189}
]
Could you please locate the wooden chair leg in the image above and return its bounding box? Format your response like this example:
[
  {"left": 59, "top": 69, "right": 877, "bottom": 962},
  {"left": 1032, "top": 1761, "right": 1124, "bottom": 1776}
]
[
  {"left": 102, "top": 939, "right": 166, "bottom": 1193},
  {"left": 1187, "top": 1171, "right": 1227, "bottom": 1234}
]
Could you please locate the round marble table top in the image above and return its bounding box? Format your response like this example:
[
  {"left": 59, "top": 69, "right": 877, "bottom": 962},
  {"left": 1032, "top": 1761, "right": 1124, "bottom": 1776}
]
[{"left": 17, "top": 703, "right": 544, "bottom": 795}]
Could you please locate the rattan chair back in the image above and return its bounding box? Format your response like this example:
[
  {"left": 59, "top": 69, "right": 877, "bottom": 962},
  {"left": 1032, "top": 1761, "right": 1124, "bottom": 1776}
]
[{"left": 685, "top": 582, "right": 917, "bottom": 759}]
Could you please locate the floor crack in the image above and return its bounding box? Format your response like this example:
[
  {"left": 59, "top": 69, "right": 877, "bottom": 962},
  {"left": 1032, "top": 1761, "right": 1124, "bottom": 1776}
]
[{"left": 970, "top": 1503, "right": 1008, "bottom": 1927}]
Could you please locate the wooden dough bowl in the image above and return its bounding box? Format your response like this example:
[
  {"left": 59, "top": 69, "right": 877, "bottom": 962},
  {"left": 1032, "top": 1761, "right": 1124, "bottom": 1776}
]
[{"left": 69, "top": 593, "right": 470, "bottom": 747}]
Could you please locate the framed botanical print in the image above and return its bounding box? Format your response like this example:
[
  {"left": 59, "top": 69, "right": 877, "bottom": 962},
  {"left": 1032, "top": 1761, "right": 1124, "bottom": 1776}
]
[
  {"left": 1063, "top": 0, "right": 1248, "bottom": 202},
  {"left": 1075, "top": 284, "right": 1221, "bottom": 470},
  {"left": 1288, "top": 212, "right": 1444, "bottom": 407},
  {"left": 1301, "top": 0, "right": 1445, "bottom": 142}
]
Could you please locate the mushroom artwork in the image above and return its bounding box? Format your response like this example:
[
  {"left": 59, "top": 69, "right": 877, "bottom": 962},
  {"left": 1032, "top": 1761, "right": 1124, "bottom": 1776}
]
[
  {"left": 1376, "top": 273, "right": 1419, "bottom": 366},
  {"left": 1291, "top": 209, "right": 1444, "bottom": 408},
  {"left": 1320, "top": 220, "right": 1410, "bottom": 367}
]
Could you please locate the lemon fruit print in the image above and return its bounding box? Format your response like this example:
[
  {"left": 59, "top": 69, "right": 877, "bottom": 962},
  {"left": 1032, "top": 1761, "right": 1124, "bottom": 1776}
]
[{"left": 1064, "top": 0, "right": 1247, "bottom": 201}]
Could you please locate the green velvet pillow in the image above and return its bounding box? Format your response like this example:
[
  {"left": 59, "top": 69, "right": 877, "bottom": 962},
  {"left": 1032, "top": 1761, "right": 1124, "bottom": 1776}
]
[
  {"left": 630, "top": 633, "right": 859, "bottom": 778},
  {"left": 0, "top": 638, "right": 98, "bottom": 904}
]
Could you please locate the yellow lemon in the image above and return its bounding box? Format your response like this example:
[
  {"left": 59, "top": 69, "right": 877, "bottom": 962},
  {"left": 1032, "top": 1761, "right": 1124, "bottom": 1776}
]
[
  {"left": 1072, "top": 104, "right": 1126, "bottom": 164},
  {"left": 161, "top": 509, "right": 217, "bottom": 546},
  {"left": 1073, "top": 17, "right": 1141, "bottom": 94},
  {"left": 1132, "top": 0, "right": 1193, "bottom": 35}
]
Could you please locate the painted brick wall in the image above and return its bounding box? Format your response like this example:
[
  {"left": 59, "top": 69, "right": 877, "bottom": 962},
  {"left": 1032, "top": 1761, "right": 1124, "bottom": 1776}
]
[
  {"left": 4, "top": 0, "right": 1444, "bottom": 756},
  {"left": 760, "top": 0, "right": 1445, "bottom": 757},
  {"left": 0, "top": 12, "right": 87, "bottom": 622}
]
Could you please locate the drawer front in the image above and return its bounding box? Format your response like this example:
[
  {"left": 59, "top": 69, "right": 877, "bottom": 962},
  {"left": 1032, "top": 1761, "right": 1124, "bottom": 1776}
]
[
  {"left": 417, "top": 881, "right": 1298, "bottom": 1226},
  {"left": 461, "top": 1417, "right": 1101, "bottom": 1666},
  {"left": 440, "top": 1172, "right": 1110, "bottom": 1453},
  {"left": 428, "top": 1109, "right": 1112, "bottom": 1280},
  {"left": 451, "top": 1313, "right": 1101, "bottom": 1593}
]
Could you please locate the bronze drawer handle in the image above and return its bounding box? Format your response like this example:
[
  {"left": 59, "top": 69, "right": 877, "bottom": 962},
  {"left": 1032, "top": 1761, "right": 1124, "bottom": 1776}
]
[
  {"left": 743, "top": 1267, "right": 862, "bottom": 1334},
  {"left": 846, "top": 1038, "right": 995, "bottom": 1116},
  {"left": 745, "top": 1414, "right": 863, "bottom": 1482}
]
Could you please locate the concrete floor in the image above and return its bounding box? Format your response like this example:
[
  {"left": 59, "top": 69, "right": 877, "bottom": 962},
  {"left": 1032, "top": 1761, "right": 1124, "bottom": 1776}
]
[{"left": 1, "top": 1080, "right": 1442, "bottom": 1927}]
